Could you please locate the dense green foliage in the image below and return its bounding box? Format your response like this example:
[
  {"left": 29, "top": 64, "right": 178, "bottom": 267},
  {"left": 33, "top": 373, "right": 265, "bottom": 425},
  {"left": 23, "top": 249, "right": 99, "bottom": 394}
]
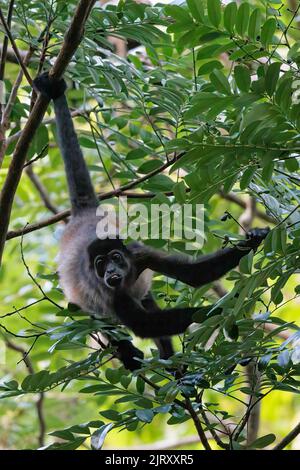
[{"left": 0, "top": 0, "right": 299, "bottom": 450}]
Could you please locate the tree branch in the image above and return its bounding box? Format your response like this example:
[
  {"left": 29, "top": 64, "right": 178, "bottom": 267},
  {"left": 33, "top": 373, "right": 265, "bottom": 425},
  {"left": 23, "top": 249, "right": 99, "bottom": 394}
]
[
  {"left": 6, "top": 152, "right": 185, "bottom": 241},
  {"left": 273, "top": 421, "right": 300, "bottom": 450},
  {"left": 0, "top": 6, "right": 33, "bottom": 86},
  {"left": 219, "top": 191, "right": 276, "bottom": 225},
  {"left": 5, "top": 338, "right": 46, "bottom": 446},
  {"left": 25, "top": 165, "right": 59, "bottom": 215},
  {"left": 185, "top": 398, "right": 212, "bottom": 450},
  {"left": 0, "top": 0, "right": 97, "bottom": 266}
]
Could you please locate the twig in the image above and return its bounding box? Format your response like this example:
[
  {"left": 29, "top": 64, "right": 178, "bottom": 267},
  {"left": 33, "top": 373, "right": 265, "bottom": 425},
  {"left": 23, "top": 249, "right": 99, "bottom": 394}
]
[
  {"left": 6, "top": 106, "right": 94, "bottom": 146},
  {"left": 273, "top": 421, "right": 300, "bottom": 450},
  {"left": 185, "top": 398, "right": 212, "bottom": 450},
  {"left": 6, "top": 152, "right": 185, "bottom": 241},
  {"left": 0, "top": 45, "right": 27, "bottom": 64},
  {"left": 20, "top": 229, "right": 62, "bottom": 309},
  {"left": 199, "top": 404, "right": 230, "bottom": 449},
  {"left": 25, "top": 165, "right": 59, "bottom": 215},
  {"left": 219, "top": 191, "right": 276, "bottom": 225},
  {"left": 0, "top": 7, "right": 33, "bottom": 85},
  {"left": 0, "top": 48, "right": 34, "bottom": 167},
  {"left": 0, "top": 0, "right": 97, "bottom": 267},
  {"left": 0, "top": 0, "right": 15, "bottom": 81},
  {"left": 5, "top": 338, "right": 46, "bottom": 446}
]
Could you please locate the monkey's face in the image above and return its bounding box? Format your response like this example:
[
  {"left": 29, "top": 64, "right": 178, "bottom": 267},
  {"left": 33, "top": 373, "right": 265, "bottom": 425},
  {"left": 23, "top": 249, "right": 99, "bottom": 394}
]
[
  {"left": 94, "top": 249, "right": 132, "bottom": 289},
  {"left": 88, "top": 239, "right": 135, "bottom": 289}
]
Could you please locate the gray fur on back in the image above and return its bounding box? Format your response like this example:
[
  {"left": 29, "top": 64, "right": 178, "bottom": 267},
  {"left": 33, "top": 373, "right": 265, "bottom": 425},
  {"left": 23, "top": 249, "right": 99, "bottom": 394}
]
[{"left": 58, "top": 210, "right": 153, "bottom": 319}]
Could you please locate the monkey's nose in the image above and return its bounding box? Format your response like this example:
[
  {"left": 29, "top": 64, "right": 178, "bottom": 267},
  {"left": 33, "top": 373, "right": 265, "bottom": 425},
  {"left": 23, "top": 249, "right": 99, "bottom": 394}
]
[{"left": 107, "top": 274, "right": 122, "bottom": 287}]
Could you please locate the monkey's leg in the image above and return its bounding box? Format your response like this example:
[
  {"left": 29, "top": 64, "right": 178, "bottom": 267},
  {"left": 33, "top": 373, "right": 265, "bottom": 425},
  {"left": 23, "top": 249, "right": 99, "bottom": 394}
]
[
  {"left": 114, "top": 290, "right": 221, "bottom": 338},
  {"left": 133, "top": 228, "right": 269, "bottom": 288},
  {"left": 142, "top": 293, "right": 174, "bottom": 359}
]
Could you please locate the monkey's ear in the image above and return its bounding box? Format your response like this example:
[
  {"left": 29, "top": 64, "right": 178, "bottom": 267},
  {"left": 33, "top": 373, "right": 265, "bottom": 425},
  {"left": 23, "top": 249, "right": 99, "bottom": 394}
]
[{"left": 33, "top": 72, "right": 67, "bottom": 100}]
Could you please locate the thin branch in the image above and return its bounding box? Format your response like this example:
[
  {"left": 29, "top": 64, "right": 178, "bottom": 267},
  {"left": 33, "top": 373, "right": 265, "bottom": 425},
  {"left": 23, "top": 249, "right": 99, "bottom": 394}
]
[
  {"left": 25, "top": 165, "right": 59, "bottom": 215},
  {"left": 20, "top": 229, "right": 62, "bottom": 309},
  {"left": 6, "top": 106, "right": 94, "bottom": 146},
  {"left": 199, "top": 405, "right": 230, "bottom": 449},
  {"left": 0, "top": 48, "right": 34, "bottom": 167},
  {"left": 273, "top": 422, "right": 300, "bottom": 450},
  {"left": 219, "top": 191, "right": 276, "bottom": 225},
  {"left": 5, "top": 338, "right": 46, "bottom": 446},
  {"left": 0, "top": 45, "right": 27, "bottom": 64},
  {"left": 0, "top": 0, "right": 97, "bottom": 267},
  {"left": 185, "top": 398, "right": 212, "bottom": 450},
  {"left": 0, "top": 7, "right": 33, "bottom": 85},
  {"left": 0, "top": 0, "right": 15, "bottom": 81},
  {"left": 6, "top": 152, "right": 185, "bottom": 241}
]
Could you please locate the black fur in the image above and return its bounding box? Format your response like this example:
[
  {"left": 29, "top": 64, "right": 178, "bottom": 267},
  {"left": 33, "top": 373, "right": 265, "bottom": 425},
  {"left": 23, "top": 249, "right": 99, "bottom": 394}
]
[
  {"left": 112, "top": 339, "right": 144, "bottom": 371},
  {"left": 34, "top": 72, "right": 67, "bottom": 100},
  {"left": 114, "top": 291, "right": 221, "bottom": 338},
  {"left": 34, "top": 72, "right": 98, "bottom": 214},
  {"left": 133, "top": 228, "right": 269, "bottom": 288},
  {"left": 88, "top": 239, "right": 130, "bottom": 268}
]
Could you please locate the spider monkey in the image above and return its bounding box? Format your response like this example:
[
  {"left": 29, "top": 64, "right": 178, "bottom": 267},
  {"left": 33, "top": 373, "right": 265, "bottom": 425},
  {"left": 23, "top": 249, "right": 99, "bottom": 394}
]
[{"left": 33, "top": 72, "right": 269, "bottom": 371}]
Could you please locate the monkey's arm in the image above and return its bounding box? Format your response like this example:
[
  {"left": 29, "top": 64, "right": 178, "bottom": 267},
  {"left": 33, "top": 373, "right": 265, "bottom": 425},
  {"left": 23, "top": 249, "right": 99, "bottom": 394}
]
[
  {"left": 142, "top": 293, "right": 174, "bottom": 359},
  {"left": 132, "top": 228, "right": 269, "bottom": 288},
  {"left": 33, "top": 73, "right": 98, "bottom": 214},
  {"left": 114, "top": 291, "right": 220, "bottom": 338}
]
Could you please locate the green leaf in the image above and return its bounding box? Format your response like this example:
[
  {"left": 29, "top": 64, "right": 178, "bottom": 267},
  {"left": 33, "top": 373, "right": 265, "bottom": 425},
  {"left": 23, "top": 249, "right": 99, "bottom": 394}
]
[
  {"left": 224, "top": 2, "right": 237, "bottom": 35},
  {"left": 126, "top": 148, "right": 149, "bottom": 160},
  {"left": 164, "top": 5, "right": 192, "bottom": 24},
  {"left": 248, "top": 8, "right": 261, "bottom": 42},
  {"left": 239, "top": 250, "right": 253, "bottom": 275},
  {"left": 265, "top": 62, "right": 281, "bottom": 96},
  {"left": 277, "top": 350, "right": 290, "bottom": 369},
  {"left": 285, "top": 157, "right": 299, "bottom": 172},
  {"left": 236, "top": 3, "right": 250, "bottom": 36},
  {"left": 207, "top": 0, "right": 221, "bottom": 28},
  {"left": 105, "top": 368, "right": 121, "bottom": 384},
  {"left": 261, "top": 18, "right": 276, "bottom": 48},
  {"left": 173, "top": 181, "right": 187, "bottom": 203},
  {"left": 186, "top": 0, "right": 204, "bottom": 22},
  {"left": 136, "top": 409, "right": 154, "bottom": 423},
  {"left": 137, "top": 159, "right": 162, "bottom": 174},
  {"left": 223, "top": 315, "right": 239, "bottom": 341},
  {"left": 234, "top": 65, "right": 251, "bottom": 92},
  {"left": 198, "top": 60, "right": 223, "bottom": 75},
  {"left": 91, "top": 423, "right": 114, "bottom": 450},
  {"left": 248, "top": 434, "right": 276, "bottom": 449},
  {"left": 100, "top": 410, "right": 120, "bottom": 421},
  {"left": 210, "top": 69, "right": 231, "bottom": 95}
]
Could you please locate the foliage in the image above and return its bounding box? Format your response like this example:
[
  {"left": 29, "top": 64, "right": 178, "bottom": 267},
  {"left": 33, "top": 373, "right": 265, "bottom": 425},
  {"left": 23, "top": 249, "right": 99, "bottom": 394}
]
[{"left": 0, "top": 0, "right": 299, "bottom": 450}]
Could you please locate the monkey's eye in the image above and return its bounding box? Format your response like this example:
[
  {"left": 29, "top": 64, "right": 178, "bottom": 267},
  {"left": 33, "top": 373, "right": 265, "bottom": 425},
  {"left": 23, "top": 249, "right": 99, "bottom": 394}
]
[
  {"left": 112, "top": 252, "right": 122, "bottom": 262},
  {"left": 95, "top": 256, "right": 105, "bottom": 271}
]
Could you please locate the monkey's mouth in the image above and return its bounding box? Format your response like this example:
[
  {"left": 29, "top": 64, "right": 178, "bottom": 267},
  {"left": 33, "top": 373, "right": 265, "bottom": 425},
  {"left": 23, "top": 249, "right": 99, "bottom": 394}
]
[{"left": 105, "top": 274, "right": 123, "bottom": 288}]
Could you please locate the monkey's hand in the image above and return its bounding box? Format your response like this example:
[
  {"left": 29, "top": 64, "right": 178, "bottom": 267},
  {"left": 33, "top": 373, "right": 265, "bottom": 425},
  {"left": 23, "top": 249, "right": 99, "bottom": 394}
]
[
  {"left": 113, "top": 339, "right": 144, "bottom": 371},
  {"left": 33, "top": 72, "right": 67, "bottom": 101},
  {"left": 241, "top": 227, "right": 270, "bottom": 251}
]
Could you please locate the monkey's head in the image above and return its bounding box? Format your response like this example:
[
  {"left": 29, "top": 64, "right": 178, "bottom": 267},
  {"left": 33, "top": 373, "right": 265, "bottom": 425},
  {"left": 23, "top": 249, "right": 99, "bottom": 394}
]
[{"left": 87, "top": 239, "right": 135, "bottom": 289}]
